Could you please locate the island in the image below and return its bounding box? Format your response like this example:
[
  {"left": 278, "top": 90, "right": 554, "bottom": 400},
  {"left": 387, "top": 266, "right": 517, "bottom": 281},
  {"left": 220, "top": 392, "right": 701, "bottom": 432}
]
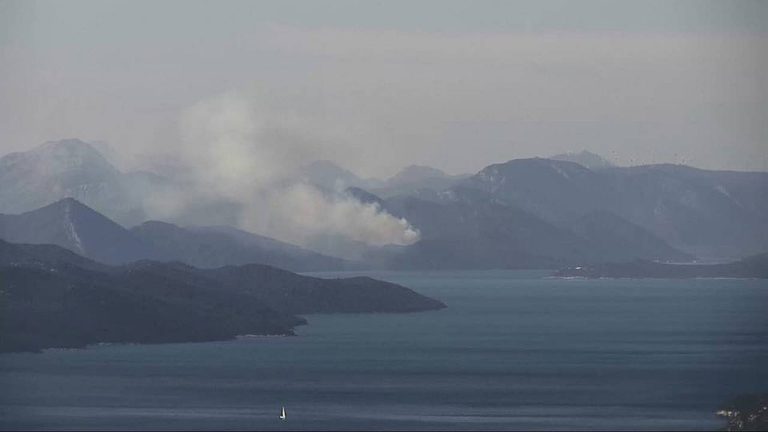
[
  {"left": 553, "top": 253, "right": 768, "bottom": 279},
  {"left": 0, "top": 240, "right": 445, "bottom": 353}
]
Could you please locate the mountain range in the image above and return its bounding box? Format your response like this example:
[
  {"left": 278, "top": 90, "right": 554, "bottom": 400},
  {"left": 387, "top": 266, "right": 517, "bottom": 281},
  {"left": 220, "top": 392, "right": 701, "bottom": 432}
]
[
  {"left": 2, "top": 139, "right": 766, "bottom": 268},
  {"left": 0, "top": 198, "right": 349, "bottom": 271},
  {"left": 365, "top": 191, "right": 691, "bottom": 269},
  {"left": 266, "top": 154, "right": 768, "bottom": 264},
  {"left": 456, "top": 159, "right": 768, "bottom": 260},
  {"left": 0, "top": 139, "right": 164, "bottom": 226}
]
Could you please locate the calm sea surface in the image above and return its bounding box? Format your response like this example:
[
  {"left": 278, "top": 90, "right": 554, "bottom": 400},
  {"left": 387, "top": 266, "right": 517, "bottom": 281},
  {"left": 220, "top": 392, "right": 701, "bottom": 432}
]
[{"left": 1, "top": 270, "right": 767, "bottom": 430}]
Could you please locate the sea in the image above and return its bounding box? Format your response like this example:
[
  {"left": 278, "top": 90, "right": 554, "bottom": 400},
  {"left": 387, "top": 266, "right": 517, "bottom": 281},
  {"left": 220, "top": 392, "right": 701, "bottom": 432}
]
[{"left": 1, "top": 270, "right": 767, "bottom": 430}]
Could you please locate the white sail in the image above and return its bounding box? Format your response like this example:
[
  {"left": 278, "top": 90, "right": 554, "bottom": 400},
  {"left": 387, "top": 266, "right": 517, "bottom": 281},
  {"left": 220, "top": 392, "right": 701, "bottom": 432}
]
[{"left": 279, "top": 406, "right": 286, "bottom": 420}]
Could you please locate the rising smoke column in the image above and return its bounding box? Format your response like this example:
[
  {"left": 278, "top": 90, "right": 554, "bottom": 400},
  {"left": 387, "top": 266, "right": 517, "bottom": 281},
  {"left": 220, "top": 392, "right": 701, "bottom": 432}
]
[{"left": 170, "top": 93, "right": 419, "bottom": 253}]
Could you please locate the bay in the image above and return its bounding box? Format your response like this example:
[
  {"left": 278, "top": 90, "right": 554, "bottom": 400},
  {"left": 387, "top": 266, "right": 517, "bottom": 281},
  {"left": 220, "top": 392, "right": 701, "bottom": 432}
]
[{"left": 1, "top": 270, "right": 766, "bottom": 430}]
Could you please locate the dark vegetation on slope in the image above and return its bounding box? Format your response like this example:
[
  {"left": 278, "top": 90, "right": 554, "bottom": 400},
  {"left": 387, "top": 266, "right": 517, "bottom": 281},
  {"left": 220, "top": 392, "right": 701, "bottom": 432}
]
[{"left": 0, "top": 240, "right": 444, "bottom": 353}]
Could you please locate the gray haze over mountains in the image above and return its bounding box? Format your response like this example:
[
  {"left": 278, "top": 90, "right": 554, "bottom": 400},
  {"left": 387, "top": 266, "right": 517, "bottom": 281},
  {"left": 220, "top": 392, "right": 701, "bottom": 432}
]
[
  {"left": 550, "top": 151, "right": 614, "bottom": 170},
  {"left": 0, "top": 136, "right": 420, "bottom": 257},
  {"left": 1, "top": 1, "right": 766, "bottom": 268},
  {"left": 1, "top": 138, "right": 766, "bottom": 269}
]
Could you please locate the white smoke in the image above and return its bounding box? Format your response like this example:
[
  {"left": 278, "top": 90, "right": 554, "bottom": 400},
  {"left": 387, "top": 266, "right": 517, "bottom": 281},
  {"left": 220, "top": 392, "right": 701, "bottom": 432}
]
[
  {"left": 156, "top": 93, "right": 419, "bottom": 253},
  {"left": 263, "top": 182, "right": 419, "bottom": 247}
]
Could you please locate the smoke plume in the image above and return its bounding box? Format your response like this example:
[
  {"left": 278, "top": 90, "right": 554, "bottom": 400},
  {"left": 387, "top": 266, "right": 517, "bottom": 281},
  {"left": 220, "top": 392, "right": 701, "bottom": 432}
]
[{"left": 150, "top": 93, "right": 419, "bottom": 255}]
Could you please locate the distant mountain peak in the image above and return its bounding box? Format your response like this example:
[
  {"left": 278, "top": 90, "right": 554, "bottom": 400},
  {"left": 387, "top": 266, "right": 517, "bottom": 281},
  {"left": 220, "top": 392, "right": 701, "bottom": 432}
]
[
  {"left": 300, "top": 160, "right": 366, "bottom": 190},
  {"left": 0, "top": 198, "right": 154, "bottom": 264},
  {"left": 35, "top": 138, "right": 115, "bottom": 167},
  {"left": 58, "top": 196, "right": 81, "bottom": 205},
  {"left": 477, "top": 157, "right": 593, "bottom": 180},
  {"left": 0, "top": 139, "right": 140, "bottom": 223},
  {"left": 298, "top": 159, "right": 387, "bottom": 191},
  {"left": 39, "top": 196, "right": 98, "bottom": 216},
  {"left": 549, "top": 150, "right": 614, "bottom": 169},
  {"left": 38, "top": 138, "right": 99, "bottom": 152},
  {"left": 302, "top": 160, "right": 359, "bottom": 179},
  {"left": 6, "top": 138, "right": 121, "bottom": 178},
  {"left": 393, "top": 165, "right": 446, "bottom": 179},
  {"left": 387, "top": 165, "right": 448, "bottom": 187}
]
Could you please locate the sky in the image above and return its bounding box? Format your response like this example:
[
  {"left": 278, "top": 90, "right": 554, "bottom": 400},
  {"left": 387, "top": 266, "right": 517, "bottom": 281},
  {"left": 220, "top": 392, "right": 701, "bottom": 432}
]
[{"left": 1, "top": 0, "right": 767, "bottom": 177}]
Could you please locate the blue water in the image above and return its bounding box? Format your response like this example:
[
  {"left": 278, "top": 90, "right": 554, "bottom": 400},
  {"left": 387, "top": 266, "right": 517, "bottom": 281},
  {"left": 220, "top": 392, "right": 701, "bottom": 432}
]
[{"left": 1, "top": 270, "right": 767, "bottom": 430}]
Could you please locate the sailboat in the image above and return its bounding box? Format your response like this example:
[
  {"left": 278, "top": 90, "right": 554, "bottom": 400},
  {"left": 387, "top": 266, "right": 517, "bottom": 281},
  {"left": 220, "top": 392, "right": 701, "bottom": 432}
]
[{"left": 279, "top": 406, "right": 286, "bottom": 420}]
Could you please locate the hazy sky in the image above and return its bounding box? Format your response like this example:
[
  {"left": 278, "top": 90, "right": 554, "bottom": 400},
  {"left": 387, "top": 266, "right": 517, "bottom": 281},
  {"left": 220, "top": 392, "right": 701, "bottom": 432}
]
[{"left": 1, "top": 0, "right": 767, "bottom": 177}]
